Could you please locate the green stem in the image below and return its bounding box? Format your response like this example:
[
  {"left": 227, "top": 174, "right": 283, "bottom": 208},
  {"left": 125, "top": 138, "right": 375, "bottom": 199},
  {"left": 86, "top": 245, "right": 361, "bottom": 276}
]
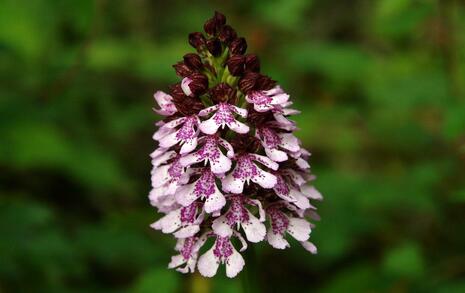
[{"left": 241, "top": 246, "right": 260, "bottom": 293}]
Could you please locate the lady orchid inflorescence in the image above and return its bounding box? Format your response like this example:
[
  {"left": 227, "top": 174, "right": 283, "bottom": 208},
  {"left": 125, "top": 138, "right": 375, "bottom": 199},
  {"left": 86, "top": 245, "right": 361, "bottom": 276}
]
[{"left": 149, "top": 12, "right": 322, "bottom": 278}]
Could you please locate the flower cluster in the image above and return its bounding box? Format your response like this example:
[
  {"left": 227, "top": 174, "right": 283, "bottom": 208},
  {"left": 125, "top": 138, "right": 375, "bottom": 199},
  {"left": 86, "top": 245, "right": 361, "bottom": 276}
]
[{"left": 149, "top": 12, "right": 322, "bottom": 278}]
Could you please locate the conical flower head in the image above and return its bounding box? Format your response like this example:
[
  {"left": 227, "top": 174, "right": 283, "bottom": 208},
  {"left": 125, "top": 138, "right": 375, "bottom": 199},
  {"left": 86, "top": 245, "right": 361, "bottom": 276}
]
[{"left": 149, "top": 11, "right": 323, "bottom": 278}]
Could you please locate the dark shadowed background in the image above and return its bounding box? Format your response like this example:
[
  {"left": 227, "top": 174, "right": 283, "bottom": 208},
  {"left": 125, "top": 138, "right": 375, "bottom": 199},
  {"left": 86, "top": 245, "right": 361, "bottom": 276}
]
[{"left": 1, "top": 0, "right": 465, "bottom": 292}]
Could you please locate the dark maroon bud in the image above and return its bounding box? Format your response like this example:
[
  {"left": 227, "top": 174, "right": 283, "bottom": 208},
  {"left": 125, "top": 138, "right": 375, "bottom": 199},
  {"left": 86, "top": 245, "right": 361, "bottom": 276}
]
[
  {"left": 246, "top": 105, "right": 274, "bottom": 125},
  {"left": 245, "top": 54, "right": 260, "bottom": 72},
  {"left": 230, "top": 134, "right": 261, "bottom": 154},
  {"left": 210, "top": 83, "right": 235, "bottom": 103},
  {"left": 183, "top": 53, "right": 203, "bottom": 70},
  {"left": 218, "top": 25, "right": 237, "bottom": 44},
  {"left": 169, "top": 84, "right": 205, "bottom": 116},
  {"left": 188, "top": 32, "right": 206, "bottom": 49},
  {"left": 206, "top": 38, "right": 222, "bottom": 56},
  {"left": 229, "top": 37, "right": 247, "bottom": 55},
  {"left": 204, "top": 18, "right": 217, "bottom": 35},
  {"left": 257, "top": 74, "right": 276, "bottom": 91},
  {"left": 173, "top": 61, "right": 193, "bottom": 77},
  {"left": 204, "top": 11, "right": 227, "bottom": 35},
  {"left": 187, "top": 72, "right": 209, "bottom": 96},
  {"left": 213, "top": 11, "right": 226, "bottom": 26},
  {"left": 226, "top": 55, "right": 245, "bottom": 76},
  {"left": 239, "top": 71, "right": 260, "bottom": 93}
]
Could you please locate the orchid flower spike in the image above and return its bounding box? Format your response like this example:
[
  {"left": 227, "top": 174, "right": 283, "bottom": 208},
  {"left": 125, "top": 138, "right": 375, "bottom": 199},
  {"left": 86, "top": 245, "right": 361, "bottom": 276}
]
[{"left": 149, "top": 11, "right": 323, "bottom": 278}]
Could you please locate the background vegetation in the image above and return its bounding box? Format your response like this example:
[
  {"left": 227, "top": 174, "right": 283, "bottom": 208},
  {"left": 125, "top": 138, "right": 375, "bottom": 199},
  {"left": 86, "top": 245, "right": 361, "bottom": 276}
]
[{"left": 1, "top": 0, "right": 465, "bottom": 292}]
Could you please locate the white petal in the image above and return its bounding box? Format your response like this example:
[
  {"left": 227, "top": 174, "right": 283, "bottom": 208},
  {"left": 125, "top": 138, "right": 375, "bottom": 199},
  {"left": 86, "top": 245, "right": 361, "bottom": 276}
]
[
  {"left": 173, "top": 225, "right": 200, "bottom": 238},
  {"left": 151, "top": 210, "right": 182, "bottom": 234},
  {"left": 180, "top": 137, "right": 198, "bottom": 154},
  {"left": 175, "top": 183, "right": 198, "bottom": 207},
  {"left": 251, "top": 169, "right": 277, "bottom": 189},
  {"left": 219, "top": 138, "right": 235, "bottom": 158},
  {"left": 222, "top": 174, "right": 246, "bottom": 194},
  {"left": 251, "top": 154, "right": 279, "bottom": 170},
  {"left": 279, "top": 133, "right": 300, "bottom": 152},
  {"left": 151, "top": 165, "right": 171, "bottom": 188},
  {"left": 212, "top": 215, "right": 233, "bottom": 237},
  {"left": 225, "top": 249, "right": 245, "bottom": 278},
  {"left": 301, "top": 241, "right": 317, "bottom": 254},
  {"left": 241, "top": 211, "right": 266, "bottom": 243},
  {"left": 264, "top": 147, "right": 288, "bottom": 162},
  {"left": 197, "top": 247, "right": 220, "bottom": 278},
  {"left": 209, "top": 152, "right": 232, "bottom": 174},
  {"left": 267, "top": 228, "right": 289, "bottom": 249},
  {"left": 289, "top": 189, "right": 311, "bottom": 210},
  {"left": 181, "top": 77, "right": 193, "bottom": 96},
  {"left": 204, "top": 186, "right": 226, "bottom": 213},
  {"left": 230, "top": 105, "right": 248, "bottom": 118},
  {"left": 295, "top": 157, "right": 310, "bottom": 170},
  {"left": 199, "top": 117, "right": 221, "bottom": 135},
  {"left": 287, "top": 218, "right": 311, "bottom": 242},
  {"left": 301, "top": 185, "right": 323, "bottom": 200},
  {"left": 180, "top": 153, "right": 202, "bottom": 167},
  {"left": 151, "top": 151, "right": 176, "bottom": 167},
  {"left": 168, "top": 254, "right": 185, "bottom": 269},
  {"left": 198, "top": 104, "right": 219, "bottom": 116},
  {"left": 159, "top": 131, "right": 180, "bottom": 148},
  {"left": 227, "top": 120, "right": 250, "bottom": 134}
]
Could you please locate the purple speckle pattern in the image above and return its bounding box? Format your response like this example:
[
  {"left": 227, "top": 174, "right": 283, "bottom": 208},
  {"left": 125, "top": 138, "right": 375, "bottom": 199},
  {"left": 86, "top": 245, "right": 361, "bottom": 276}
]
[
  {"left": 225, "top": 196, "right": 250, "bottom": 225},
  {"left": 149, "top": 12, "right": 322, "bottom": 278},
  {"left": 181, "top": 236, "right": 197, "bottom": 260},
  {"left": 258, "top": 127, "right": 281, "bottom": 148},
  {"left": 213, "top": 236, "right": 234, "bottom": 258},
  {"left": 268, "top": 208, "right": 290, "bottom": 235},
  {"left": 196, "top": 136, "right": 221, "bottom": 162},
  {"left": 176, "top": 116, "right": 198, "bottom": 140},
  {"left": 180, "top": 203, "right": 197, "bottom": 223},
  {"left": 232, "top": 155, "right": 258, "bottom": 180},
  {"left": 194, "top": 169, "right": 215, "bottom": 197}
]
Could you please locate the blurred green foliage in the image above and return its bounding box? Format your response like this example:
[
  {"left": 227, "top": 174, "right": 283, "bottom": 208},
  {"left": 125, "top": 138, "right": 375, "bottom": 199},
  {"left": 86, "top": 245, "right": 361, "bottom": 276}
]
[{"left": 1, "top": 0, "right": 465, "bottom": 292}]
